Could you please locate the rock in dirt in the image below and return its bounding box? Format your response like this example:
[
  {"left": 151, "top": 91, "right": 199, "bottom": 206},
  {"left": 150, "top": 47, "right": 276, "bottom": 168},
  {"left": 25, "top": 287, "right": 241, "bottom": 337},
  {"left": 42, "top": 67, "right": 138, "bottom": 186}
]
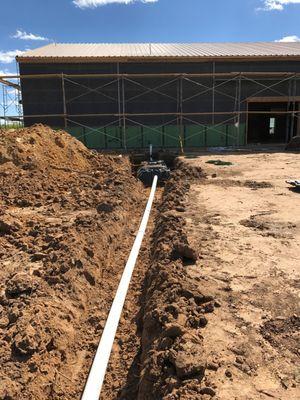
[
  {"left": 12, "top": 324, "right": 40, "bottom": 357},
  {"left": 170, "top": 346, "right": 206, "bottom": 380},
  {"left": 31, "top": 252, "right": 47, "bottom": 262},
  {"left": 163, "top": 323, "right": 185, "bottom": 339},
  {"left": 0, "top": 315, "right": 9, "bottom": 328},
  {"left": 199, "top": 387, "right": 216, "bottom": 396},
  {"left": 96, "top": 202, "right": 115, "bottom": 213},
  {"left": 225, "top": 369, "right": 232, "bottom": 378},
  {"left": 5, "top": 273, "right": 39, "bottom": 298},
  {"left": 0, "top": 216, "right": 19, "bottom": 235},
  {"left": 173, "top": 242, "right": 198, "bottom": 263}
]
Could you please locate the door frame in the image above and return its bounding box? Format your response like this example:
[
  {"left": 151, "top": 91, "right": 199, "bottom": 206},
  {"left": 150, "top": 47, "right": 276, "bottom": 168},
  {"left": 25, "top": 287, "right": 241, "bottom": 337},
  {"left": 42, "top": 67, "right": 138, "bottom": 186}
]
[{"left": 246, "top": 96, "right": 300, "bottom": 144}]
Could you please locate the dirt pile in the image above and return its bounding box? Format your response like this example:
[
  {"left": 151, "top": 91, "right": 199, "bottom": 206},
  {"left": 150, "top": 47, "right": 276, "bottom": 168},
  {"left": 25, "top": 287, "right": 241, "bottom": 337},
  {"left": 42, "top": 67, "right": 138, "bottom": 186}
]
[
  {"left": 138, "top": 163, "right": 217, "bottom": 400},
  {"left": 176, "top": 158, "right": 206, "bottom": 180},
  {"left": 0, "top": 124, "right": 91, "bottom": 171},
  {"left": 0, "top": 125, "right": 145, "bottom": 400}
]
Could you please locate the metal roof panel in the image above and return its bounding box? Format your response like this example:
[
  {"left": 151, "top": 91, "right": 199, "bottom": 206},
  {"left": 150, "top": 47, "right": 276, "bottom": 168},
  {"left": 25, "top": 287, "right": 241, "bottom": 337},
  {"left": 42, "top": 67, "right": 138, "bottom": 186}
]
[{"left": 17, "top": 42, "right": 300, "bottom": 61}]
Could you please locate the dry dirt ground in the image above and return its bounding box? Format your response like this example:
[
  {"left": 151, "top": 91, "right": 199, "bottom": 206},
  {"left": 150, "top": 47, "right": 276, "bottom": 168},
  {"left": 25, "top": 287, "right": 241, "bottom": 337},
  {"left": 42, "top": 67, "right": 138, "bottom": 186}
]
[
  {"left": 1, "top": 125, "right": 299, "bottom": 400},
  {"left": 183, "top": 151, "right": 300, "bottom": 399}
]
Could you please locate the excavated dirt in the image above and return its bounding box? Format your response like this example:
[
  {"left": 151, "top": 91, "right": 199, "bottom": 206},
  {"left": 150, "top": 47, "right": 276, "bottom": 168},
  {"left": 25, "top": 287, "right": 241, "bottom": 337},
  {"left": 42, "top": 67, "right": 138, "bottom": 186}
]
[
  {"left": 101, "top": 162, "right": 212, "bottom": 400},
  {"left": 137, "top": 166, "right": 220, "bottom": 400},
  {"left": 100, "top": 201, "right": 159, "bottom": 400},
  {"left": 0, "top": 125, "right": 146, "bottom": 400},
  {"left": 2, "top": 126, "right": 299, "bottom": 400},
  {"left": 0, "top": 126, "right": 213, "bottom": 400}
]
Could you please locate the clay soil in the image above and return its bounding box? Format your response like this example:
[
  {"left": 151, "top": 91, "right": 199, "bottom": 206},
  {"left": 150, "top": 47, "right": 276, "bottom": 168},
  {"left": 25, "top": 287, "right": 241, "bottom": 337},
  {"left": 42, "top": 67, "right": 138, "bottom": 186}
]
[
  {"left": 183, "top": 151, "right": 300, "bottom": 399},
  {"left": 1, "top": 125, "right": 299, "bottom": 400},
  {"left": 0, "top": 125, "right": 147, "bottom": 400}
]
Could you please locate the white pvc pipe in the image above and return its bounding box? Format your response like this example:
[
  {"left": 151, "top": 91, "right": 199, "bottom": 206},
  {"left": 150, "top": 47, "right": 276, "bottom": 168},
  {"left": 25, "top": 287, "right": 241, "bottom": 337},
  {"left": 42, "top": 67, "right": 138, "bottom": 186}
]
[{"left": 81, "top": 175, "right": 158, "bottom": 400}]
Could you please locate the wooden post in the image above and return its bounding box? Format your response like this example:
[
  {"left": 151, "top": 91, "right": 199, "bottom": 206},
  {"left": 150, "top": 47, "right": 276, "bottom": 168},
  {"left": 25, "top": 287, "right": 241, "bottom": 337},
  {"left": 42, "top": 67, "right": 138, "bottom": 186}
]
[
  {"left": 61, "top": 73, "right": 67, "bottom": 129},
  {"left": 297, "top": 102, "right": 300, "bottom": 137},
  {"left": 122, "top": 76, "right": 127, "bottom": 150}
]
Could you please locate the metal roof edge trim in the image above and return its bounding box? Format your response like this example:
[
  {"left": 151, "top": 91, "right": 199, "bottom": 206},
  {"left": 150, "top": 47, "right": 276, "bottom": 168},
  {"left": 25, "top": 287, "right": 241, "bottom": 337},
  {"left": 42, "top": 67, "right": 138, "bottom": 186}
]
[{"left": 16, "top": 55, "right": 300, "bottom": 64}]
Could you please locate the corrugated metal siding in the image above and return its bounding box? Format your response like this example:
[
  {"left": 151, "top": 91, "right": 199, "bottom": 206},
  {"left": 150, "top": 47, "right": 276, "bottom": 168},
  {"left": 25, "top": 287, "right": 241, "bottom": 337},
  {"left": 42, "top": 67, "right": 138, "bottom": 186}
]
[{"left": 18, "top": 42, "right": 300, "bottom": 61}]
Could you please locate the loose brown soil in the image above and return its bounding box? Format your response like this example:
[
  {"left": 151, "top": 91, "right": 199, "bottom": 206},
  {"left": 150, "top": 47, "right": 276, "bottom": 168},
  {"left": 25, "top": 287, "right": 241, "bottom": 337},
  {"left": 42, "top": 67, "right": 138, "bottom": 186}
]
[
  {"left": 101, "top": 194, "right": 160, "bottom": 400},
  {"left": 0, "top": 125, "right": 146, "bottom": 400},
  {"left": 138, "top": 169, "right": 218, "bottom": 400},
  {"left": 102, "top": 165, "right": 212, "bottom": 400},
  {"left": 1, "top": 127, "right": 299, "bottom": 400}
]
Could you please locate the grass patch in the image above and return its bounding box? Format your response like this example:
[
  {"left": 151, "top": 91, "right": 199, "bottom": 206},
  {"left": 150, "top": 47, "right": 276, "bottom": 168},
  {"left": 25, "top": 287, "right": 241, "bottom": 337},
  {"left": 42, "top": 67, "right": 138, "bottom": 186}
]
[{"left": 206, "top": 159, "right": 233, "bottom": 166}]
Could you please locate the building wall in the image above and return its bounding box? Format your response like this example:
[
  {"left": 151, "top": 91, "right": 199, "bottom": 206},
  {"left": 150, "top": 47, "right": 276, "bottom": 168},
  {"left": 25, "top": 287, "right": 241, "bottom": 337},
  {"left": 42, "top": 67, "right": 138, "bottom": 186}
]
[{"left": 19, "top": 60, "right": 300, "bottom": 149}]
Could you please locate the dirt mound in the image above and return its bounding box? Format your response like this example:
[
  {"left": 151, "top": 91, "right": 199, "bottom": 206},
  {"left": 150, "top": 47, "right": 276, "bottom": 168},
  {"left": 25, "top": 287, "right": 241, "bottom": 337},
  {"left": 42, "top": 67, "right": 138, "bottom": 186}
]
[
  {"left": 176, "top": 158, "right": 206, "bottom": 180},
  {"left": 138, "top": 162, "right": 216, "bottom": 400},
  {"left": 0, "top": 124, "right": 91, "bottom": 172},
  {"left": 0, "top": 125, "right": 145, "bottom": 399}
]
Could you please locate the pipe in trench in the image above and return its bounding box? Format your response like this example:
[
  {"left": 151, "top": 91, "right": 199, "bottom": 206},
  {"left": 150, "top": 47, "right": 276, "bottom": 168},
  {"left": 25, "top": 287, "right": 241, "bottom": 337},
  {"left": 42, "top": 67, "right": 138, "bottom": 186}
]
[{"left": 81, "top": 175, "right": 158, "bottom": 400}]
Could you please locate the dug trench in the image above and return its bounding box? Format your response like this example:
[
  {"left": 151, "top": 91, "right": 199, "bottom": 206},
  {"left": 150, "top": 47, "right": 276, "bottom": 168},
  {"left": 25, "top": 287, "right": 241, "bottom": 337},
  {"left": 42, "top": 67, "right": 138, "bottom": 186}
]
[
  {"left": 138, "top": 163, "right": 220, "bottom": 400},
  {"left": 6, "top": 125, "right": 296, "bottom": 400},
  {"left": 102, "top": 160, "right": 219, "bottom": 400},
  {"left": 0, "top": 125, "right": 149, "bottom": 400},
  {"left": 0, "top": 125, "right": 216, "bottom": 400}
]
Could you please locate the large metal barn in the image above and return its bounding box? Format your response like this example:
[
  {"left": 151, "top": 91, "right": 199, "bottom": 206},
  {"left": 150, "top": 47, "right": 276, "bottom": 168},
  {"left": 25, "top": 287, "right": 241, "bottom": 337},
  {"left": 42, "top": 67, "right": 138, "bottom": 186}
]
[{"left": 2, "top": 42, "right": 300, "bottom": 150}]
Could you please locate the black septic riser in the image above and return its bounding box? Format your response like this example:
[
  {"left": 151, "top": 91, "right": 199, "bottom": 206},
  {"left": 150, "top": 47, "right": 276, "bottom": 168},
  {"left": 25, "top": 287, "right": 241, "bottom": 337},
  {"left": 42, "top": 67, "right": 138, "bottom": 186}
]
[{"left": 137, "top": 161, "right": 171, "bottom": 186}]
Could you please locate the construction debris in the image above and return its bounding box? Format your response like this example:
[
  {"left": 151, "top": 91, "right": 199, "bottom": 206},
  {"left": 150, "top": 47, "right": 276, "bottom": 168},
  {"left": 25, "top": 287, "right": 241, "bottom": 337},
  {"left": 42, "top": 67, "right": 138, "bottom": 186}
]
[{"left": 286, "top": 179, "right": 300, "bottom": 191}]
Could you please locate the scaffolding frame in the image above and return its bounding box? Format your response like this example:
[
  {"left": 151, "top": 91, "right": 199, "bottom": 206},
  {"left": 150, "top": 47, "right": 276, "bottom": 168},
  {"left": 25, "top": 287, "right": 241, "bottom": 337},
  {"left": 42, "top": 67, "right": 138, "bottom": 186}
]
[
  {"left": 0, "top": 71, "right": 299, "bottom": 147},
  {"left": 0, "top": 75, "right": 22, "bottom": 128}
]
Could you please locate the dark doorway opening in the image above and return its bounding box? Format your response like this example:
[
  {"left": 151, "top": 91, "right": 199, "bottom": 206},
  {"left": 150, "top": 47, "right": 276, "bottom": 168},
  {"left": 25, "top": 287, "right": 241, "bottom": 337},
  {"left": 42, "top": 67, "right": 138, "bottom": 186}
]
[{"left": 247, "top": 102, "right": 299, "bottom": 144}]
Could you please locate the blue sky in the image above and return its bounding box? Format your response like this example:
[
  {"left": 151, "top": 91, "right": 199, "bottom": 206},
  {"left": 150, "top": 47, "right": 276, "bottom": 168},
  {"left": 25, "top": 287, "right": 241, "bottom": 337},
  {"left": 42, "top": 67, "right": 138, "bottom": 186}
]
[{"left": 0, "top": 0, "right": 300, "bottom": 75}]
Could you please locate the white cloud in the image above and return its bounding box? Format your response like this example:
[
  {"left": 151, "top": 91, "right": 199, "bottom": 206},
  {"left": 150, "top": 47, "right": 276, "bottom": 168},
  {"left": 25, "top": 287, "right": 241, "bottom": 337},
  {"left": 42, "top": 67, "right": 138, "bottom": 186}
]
[
  {"left": 12, "top": 29, "right": 49, "bottom": 41},
  {"left": 262, "top": 0, "right": 300, "bottom": 10},
  {"left": 0, "top": 69, "right": 11, "bottom": 76},
  {"left": 276, "top": 35, "right": 300, "bottom": 42},
  {"left": 73, "top": 0, "right": 158, "bottom": 9},
  {"left": 0, "top": 50, "right": 25, "bottom": 64}
]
